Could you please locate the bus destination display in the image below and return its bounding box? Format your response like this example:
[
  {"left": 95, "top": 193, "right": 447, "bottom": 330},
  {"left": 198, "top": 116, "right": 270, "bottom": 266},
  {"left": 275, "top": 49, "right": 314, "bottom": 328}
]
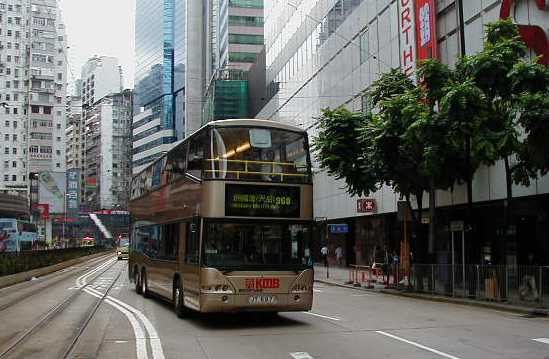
[{"left": 225, "top": 185, "right": 300, "bottom": 218}]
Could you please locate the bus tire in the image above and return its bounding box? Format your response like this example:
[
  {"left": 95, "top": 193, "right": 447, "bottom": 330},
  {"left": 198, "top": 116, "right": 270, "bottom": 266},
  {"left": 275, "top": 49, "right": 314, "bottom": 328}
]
[
  {"left": 135, "top": 268, "right": 142, "bottom": 294},
  {"left": 141, "top": 269, "right": 150, "bottom": 298},
  {"left": 174, "top": 278, "right": 190, "bottom": 318}
]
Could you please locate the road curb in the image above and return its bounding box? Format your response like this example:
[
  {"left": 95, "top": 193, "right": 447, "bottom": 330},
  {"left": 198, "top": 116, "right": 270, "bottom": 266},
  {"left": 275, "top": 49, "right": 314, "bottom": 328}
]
[
  {"left": 314, "top": 279, "right": 549, "bottom": 317},
  {"left": 0, "top": 251, "right": 113, "bottom": 289}
]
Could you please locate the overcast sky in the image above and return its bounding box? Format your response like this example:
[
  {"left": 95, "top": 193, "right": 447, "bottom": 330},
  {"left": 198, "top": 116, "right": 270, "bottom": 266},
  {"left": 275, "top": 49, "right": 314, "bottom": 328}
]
[{"left": 58, "top": 0, "right": 136, "bottom": 91}]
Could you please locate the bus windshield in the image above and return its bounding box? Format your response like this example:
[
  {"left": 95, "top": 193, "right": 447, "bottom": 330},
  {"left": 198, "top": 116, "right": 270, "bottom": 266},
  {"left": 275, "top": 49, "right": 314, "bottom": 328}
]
[
  {"left": 203, "top": 222, "right": 312, "bottom": 270},
  {"left": 119, "top": 238, "right": 130, "bottom": 247},
  {"left": 0, "top": 221, "right": 14, "bottom": 230},
  {"left": 207, "top": 126, "right": 311, "bottom": 183}
]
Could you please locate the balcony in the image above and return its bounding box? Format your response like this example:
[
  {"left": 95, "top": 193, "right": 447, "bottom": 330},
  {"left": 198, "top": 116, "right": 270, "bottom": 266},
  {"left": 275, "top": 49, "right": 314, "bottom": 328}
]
[
  {"left": 30, "top": 153, "right": 52, "bottom": 160},
  {"left": 31, "top": 73, "right": 55, "bottom": 81},
  {"left": 31, "top": 87, "right": 55, "bottom": 94}
]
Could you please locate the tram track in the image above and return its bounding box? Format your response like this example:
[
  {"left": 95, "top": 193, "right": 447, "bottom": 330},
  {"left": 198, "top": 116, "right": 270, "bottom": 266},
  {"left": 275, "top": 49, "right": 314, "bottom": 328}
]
[
  {"left": 0, "top": 253, "right": 114, "bottom": 313},
  {"left": 0, "top": 257, "right": 120, "bottom": 358}
]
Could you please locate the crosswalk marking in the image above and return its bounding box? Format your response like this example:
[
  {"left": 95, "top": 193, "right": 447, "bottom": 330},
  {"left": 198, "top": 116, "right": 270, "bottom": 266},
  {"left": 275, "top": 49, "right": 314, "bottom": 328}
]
[{"left": 533, "top": 338, "right": 549, "bottom": 345}]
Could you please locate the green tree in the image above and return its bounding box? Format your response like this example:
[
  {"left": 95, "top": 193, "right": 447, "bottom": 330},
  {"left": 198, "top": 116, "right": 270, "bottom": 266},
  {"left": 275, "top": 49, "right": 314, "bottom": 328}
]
[{"left": 456, "top": 19, "right": 549, "bottom": 253}]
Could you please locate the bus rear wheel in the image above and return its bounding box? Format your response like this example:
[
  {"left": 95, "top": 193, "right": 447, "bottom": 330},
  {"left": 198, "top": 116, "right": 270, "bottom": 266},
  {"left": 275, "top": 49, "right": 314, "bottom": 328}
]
[{"left": 174, "top": 279, "right": 190, "bottom": 318}]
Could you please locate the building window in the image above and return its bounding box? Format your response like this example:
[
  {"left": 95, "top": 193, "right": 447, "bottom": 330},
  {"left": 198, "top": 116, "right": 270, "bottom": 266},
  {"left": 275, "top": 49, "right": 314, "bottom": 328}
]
[
  {"left": 229, "top": 52, "right": 258, "bottom": 63},
  {"left": 3, "top": 161, "right": 8, "bottom": 169},
  {"left": 31, "top": 105, "right": 40, "bottom": 114},
  {"left": 43, "top": 106, "right": 52, "bottom": 114},
  {"left": 13, "top": 108, "right": 17, "bottom": 115},
  {"left": 12, "top": 134, "right": 17, "bottom": 141},
  {"left": 4, "top": 148, "right": 8, "bottom": 154},
  {"left": 56, "top": 150, "right": 60, "bottom": 155},
  {"left": 12, "top": 148, "right": 16, "bottom": 154},
  {"left": 56, "top": 123, "right": 61, "bottom": 129},
  {"left": 228, "top": 15, "right": 264, "bottom": 27},
  {"left": 12, "top": 175, "right": 16, "bottom": 181},
  {"left": 228, "top": 33, "right": 264, "bottom": 45},
  {"left": 13, "top": 120, "right": 16, "bottom": 128},
  {"left": 4, "top": 134, "right": 8, "bottom": 141},
  {"left": 56, "top": 163, "right": 60, "bottom": 168},
  {"left": 228, "top": 0, "right": 263, "bottom": 8},
  {"left": 4, "top": 120, "right": 8, "bottom": 127},
  {"left": 4, "top": 175, "right": 8, "bottom": 182},
  {"left": 12, "top": 161, "right": 16, "bottom": 168}
]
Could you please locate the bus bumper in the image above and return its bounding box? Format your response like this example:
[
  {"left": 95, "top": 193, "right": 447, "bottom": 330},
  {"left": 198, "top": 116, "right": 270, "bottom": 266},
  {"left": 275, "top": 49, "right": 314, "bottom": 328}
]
[{"left": 199, "top": 292, "right": 313, "bottom": 313}]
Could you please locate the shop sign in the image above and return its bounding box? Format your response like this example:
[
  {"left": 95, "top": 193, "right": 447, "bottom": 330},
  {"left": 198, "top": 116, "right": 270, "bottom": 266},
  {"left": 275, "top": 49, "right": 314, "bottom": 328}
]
[
  {"left": 328, "top": 224, "right": 349, "bottom": 234},
  {"left": 398, "top": 0, "right": 417, "bottom": 77},
  {"left": 66, "top": 169, "right": 80, "bottom": 215},
  {"left": 32, "top": 203, "right": 50, "bottom": 220},
  {"left": 357, "top": 198, "right": 377, "bottom": 213},
  {"left": 225, "top": 184, "right": 300, "bottom": 218},
  {"left": 415, "top": 0, "right": 438, "bottom": 60},
  {"left": 500, "top": 0, "right": 549, "bottom": 65},
  {"left": 450, "top": 220, "right": 464, "bottom": 232}
]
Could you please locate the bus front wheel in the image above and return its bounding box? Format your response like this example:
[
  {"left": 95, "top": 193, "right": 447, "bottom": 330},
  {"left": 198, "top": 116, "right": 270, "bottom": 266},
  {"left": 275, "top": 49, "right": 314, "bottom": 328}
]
[
  {"left": 141, "top": 269, "right": 150, "bottom": 298},
  {"left": 174, "top": 279, "right": 190, "bottom": 318},
  {"left": 135, "top": 268, "right": 142, "bottom": 294}
]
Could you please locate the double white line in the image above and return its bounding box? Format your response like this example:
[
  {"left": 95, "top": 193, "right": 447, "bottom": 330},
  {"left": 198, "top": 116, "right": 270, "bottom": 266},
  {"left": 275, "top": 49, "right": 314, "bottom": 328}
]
[
  {"left": 84, "top": 287, "right": 165, "bottom": 359},
  {"left": 78, "top": 259, "right": 165, "bottom": 359}
]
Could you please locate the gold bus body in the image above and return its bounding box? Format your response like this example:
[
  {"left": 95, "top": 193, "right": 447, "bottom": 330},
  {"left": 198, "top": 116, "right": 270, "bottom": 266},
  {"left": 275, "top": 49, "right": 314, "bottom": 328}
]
[{"left": 129, "top": 120, "right": 314, "bottom": 314}]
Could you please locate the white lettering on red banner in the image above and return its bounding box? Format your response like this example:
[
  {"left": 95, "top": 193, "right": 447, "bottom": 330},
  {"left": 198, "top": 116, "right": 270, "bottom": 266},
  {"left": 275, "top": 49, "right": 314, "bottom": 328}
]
[{"left": 398, "top": 0, "right": 417, "bottom": 78}]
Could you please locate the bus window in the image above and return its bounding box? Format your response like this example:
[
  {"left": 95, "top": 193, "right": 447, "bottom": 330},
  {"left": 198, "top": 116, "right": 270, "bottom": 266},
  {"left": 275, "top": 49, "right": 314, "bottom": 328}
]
[
  {"left": 209, "top": 126, "right": 311, "bottom": 183},
  {"left": 185, "top": 219, "right": 200, "bottom": 264},
  {"left": 160, "top": 223, "right": 179, "bottom": 261},
  {"left": 187, "top": 133, "right": 208, "bottom": 179}
]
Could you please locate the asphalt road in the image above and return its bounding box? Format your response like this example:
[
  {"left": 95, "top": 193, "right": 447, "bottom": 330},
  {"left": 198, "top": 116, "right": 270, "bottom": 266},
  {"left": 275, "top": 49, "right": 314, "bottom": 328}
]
[{"left": 0, "top": 255, "right": 548, "bottom": 359}]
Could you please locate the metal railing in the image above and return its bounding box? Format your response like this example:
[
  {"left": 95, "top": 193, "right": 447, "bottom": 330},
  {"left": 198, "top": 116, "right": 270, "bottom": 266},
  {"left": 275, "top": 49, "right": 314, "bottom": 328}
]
[
  {"left": 409, "top": 264, "right": 549, "bottom": 308},
  {"left": 0, "top": 246, "right": 107, "bottom": 277}
]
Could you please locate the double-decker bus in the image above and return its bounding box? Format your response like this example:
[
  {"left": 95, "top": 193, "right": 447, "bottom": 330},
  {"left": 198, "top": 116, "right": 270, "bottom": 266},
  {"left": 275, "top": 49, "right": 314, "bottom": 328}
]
[
  {"left": 129, "top": 119, "right": 314, "bottom": 316},
  {"left": 0, "top": 218, "right": 38, "bottom": 252}
]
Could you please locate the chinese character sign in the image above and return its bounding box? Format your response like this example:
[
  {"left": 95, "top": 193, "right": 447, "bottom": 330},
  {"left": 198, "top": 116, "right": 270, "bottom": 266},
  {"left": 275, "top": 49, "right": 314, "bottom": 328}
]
[
  {"left": 66, "top": 169, "right": 80, "bottom": 215},
  {"left": 225, "top": 185, "right": 300, "bottom": 218},
  {"left": 415, "top": 0, "right": 438, "bottom": 60}
]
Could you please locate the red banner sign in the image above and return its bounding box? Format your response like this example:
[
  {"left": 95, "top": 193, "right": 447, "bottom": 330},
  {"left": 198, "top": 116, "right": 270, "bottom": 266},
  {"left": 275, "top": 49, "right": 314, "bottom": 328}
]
[
  {"left": 32, "top": 203, "right": 50, "bottom": 220},
  {"left": 415, "top": 0, "right": 438, "bottom": 60},
  {"left": 357, "top": 199, "right": 377, "bottom": 213}
]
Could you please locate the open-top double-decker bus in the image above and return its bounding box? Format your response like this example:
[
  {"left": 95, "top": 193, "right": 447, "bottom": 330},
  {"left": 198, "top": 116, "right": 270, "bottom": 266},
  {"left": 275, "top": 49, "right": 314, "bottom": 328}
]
[{"left": 129, "top": 119, "right": 314, "bottom": 317}]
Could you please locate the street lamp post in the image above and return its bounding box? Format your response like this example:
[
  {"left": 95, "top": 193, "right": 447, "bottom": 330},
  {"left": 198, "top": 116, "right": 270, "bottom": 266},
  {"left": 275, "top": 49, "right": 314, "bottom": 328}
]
[{"left": 62, "top": 192, "right": 68, "bottom": 247}]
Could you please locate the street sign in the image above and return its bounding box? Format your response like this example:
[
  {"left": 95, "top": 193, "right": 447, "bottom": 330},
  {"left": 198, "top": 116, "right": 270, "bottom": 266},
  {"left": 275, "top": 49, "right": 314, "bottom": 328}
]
[
  {"left": 450, "top": 221, "right": 464, "bottom": 232},
  {"left": 328, "top": 224, "right": 349, "bottom": 234}
]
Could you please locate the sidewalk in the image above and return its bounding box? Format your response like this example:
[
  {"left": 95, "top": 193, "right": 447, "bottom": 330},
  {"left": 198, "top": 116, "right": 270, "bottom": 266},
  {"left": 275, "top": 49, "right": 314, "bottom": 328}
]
[{"left": 313, "top": 265, "right": 549, "bottom": 317}]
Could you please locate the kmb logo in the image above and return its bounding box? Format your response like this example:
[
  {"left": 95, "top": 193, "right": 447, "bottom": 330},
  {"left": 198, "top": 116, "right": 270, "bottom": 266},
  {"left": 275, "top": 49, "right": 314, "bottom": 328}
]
[
  {"left": 245, "top": 278, "right": 280, "bottom": 290},
  {"left": 501, "top": 0, "right": 549, "bottom": 65}
]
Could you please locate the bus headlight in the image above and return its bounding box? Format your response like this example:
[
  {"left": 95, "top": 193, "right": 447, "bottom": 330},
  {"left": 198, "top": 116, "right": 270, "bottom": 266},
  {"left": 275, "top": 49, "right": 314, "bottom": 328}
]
[{"left": 117, "top": 251, "right": 122, "bottom": 255}]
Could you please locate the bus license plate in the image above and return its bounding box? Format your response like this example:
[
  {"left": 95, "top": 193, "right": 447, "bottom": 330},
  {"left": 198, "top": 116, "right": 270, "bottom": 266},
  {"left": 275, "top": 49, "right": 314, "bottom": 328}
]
[{"left": 248, "top": 295, "right": 277, "bottom": 305}]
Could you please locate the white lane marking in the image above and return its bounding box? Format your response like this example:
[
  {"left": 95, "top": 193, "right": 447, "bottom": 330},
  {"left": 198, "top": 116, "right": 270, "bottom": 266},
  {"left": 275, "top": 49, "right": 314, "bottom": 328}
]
[
  {"left": 376, "top": 331, "right": 461, "bottom": 359},
  {"left": 313, "top": 289, "right": 323, "bottom": 293},
  {"left": 116, "top": 340, "right": 129, "bottom": 344},
  {"left": 533, "top": 338, "right": 549, "bottom": 345},
  {"left": 301, "top": 311, "right": 341, "bottom": 321},
  {"left": 290, "top": 352, "right": 315, "bottom": 359},
  {"left": 86, "top": 287, "right": 165, "bottom": 359},
  {"left": 76, "top": 258, "right": 116, "bottom": 287},
  {"left": 351, "top": 294, "right": 373, "bottom": 297},
  {"left": 84, "top": 288, "right": 148, "bottom": 359}
]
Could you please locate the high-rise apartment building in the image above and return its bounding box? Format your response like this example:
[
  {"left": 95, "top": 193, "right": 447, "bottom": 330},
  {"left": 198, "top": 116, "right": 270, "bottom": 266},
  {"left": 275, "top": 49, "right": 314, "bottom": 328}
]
[
  {"left": 0, "top": 0, "right": 67, "bottom": 208},
  {"left": 84, "top": 90, "right": 132, "bottom": 210},
  {"left": 80, "top": 56, "right": 123, "bottom": 107},
  {"left": 132, "top": 0, "right": 204, "bottom": 175},
  {"left": 65, "top": 95, "right": 84, "bottom": 197}
]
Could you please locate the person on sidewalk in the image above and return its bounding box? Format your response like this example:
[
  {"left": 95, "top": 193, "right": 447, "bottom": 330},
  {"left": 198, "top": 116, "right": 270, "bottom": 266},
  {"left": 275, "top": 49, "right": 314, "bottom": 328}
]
[
  {"left": 335, "top": 246, "right": 343, "bottom": 266},
  {"left": 321, "top": 245, "right": 329, "bottom": 267}
]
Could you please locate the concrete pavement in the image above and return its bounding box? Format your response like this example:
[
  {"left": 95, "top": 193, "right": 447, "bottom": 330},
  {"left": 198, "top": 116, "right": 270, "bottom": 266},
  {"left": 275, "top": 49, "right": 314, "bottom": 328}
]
[{"left": 0, "top": 256, "right": 548, "bottom": 358}]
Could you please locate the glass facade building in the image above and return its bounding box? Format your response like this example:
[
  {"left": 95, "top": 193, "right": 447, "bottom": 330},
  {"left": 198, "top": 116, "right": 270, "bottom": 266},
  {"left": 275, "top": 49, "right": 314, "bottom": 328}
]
[{"left": 132, "top": 0, "right": 178, "bottom": 173}]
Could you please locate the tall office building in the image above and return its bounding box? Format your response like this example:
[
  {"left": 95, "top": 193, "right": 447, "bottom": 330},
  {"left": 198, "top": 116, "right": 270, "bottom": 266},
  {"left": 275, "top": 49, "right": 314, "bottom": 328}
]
[
  {"left": 0, "top": 0, "right": 67, "bottom": 207},
  {"left": 218, "top": 0, "right": 264, "bottom": 72},
  {"left": 132, "top": 0, "right": 204, "bottom": 175},
  {"left": 202, "top": 0, "right": 264, "bottom": 124},
  {"left": 80, "top": 56, "right": 123, "bottom": 107}
]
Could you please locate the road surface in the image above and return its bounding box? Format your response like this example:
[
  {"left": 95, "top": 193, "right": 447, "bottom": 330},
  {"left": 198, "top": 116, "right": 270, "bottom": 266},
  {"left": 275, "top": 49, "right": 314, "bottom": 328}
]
[{"left": 0, "top": 255, "right": 547, "bottom": 359}]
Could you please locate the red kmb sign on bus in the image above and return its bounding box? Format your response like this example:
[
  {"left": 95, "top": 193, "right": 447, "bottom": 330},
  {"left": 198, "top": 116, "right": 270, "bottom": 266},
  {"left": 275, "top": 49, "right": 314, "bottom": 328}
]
[{"left": 245, "top": 278, "right": 280, "bottom": 290}]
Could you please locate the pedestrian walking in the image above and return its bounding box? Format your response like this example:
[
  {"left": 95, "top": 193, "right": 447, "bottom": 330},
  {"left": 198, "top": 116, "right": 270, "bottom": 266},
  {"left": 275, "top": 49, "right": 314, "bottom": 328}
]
[
  {"left": 335, "top": 246, "right": 343, "bottom": 266},
  {"left": 321, "top": 245, "right": 328, "bottom": 267}
]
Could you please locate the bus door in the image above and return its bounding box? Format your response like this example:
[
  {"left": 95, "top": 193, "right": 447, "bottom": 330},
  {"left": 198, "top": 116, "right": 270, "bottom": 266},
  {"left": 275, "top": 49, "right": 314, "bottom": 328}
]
[{"left": 179, "top": 218, "right": 201, "bottom": 310}]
